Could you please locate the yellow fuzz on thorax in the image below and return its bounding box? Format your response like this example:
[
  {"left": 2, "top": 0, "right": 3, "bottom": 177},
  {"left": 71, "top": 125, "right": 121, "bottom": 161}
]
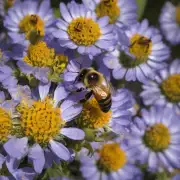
[
  {"left": 129, "top": 34, "right": 152, "bottom": 62},
  {"left": 95, "top": 0, "right": 120, "bottom": 24},
  {"left": 161, "top": 74, "right": 180, "bottom": 103},
  {"left": 67, "top": 17, "right": 101, "bottom": 46},
  {"left": 0, "top": 107, "right": 12, "bottom": 143},
  {"left": 97, "top": 143, "right": 127, "bottom": 172},
  {"left": 77, "top": 98, "right": 112, "bottom": 128},
  {"left": 17, "top": 97, "right": 65, "bottom": 145},
  {"left": 143, "top": 123, "right": 171, "bottom": 152},
  {"left": 18, "top": 14, "right": 44, "bottom": 40},
  {"left": 176, "top": 5, "right": 180, "bottom": 25}
]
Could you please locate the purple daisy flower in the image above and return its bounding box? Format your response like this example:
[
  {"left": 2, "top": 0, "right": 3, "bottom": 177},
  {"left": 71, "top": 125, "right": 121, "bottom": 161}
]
[
  {"left": 127, "top": 106, "right": 180, "bottom": 172},
  {"left": 11, "top": 39, "right": 69, "bottom": 84},
  {"left": 82, "top": 0, "right": 137, "bottom": 28},
  {"left": 140, "top": 59, "right": 180, "bottom": 114},
  {"left": 52, "top": 1, "right": 116, "bottom": 57},
  {"left": 159, "top": 2, "right": 180, "bottom": 45},
  {"left": 104, "top": 19, "right": 170, "bottom": 83},
  {"left": 4, "top": 0, "right": 54, "bottom": 43},
  {"left": 79, "top": 140, "right": 140, "bottom": 180},
  {"left": 63, "top": 57, "right": 132, "bottom": 133},
  {"left": 4, "top": 83, "right": 84, "bottom": 174}
]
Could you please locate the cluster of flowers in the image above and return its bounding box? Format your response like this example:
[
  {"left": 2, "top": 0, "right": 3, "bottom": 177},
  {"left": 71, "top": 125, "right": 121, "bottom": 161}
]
[{"left": 0, "top": 0, "right": 180, "bottom": 179}]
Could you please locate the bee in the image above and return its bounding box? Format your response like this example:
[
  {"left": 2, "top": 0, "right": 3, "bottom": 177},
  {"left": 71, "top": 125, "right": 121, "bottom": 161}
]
[
  {"left": 75, "top": 68, "right": 112, "bottom": 113},
  {"left": 30, "top": 14, "right": 38, "bottom": 25},
  {"left": 129, "top": 37, "right": 151, "bottom": 53}
]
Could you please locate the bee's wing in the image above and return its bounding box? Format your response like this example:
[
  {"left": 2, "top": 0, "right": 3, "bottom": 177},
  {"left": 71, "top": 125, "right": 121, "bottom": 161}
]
[{"left": 92, "top": 78, "right": 112, "bottom": 101}]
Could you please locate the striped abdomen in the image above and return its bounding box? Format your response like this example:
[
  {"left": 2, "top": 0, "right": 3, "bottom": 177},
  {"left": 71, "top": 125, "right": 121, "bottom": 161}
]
[{"left": 98, "top": 94, "right": 112, "bottom": 113}]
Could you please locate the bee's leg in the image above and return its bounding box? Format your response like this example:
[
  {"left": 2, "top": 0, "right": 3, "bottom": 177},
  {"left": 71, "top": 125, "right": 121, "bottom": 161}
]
[
  {"left": 80, "top": 91, "right": 93, "bottom": 103},
  {"left": 129, "top": 41, "right": 136, "bottom": 48},
  {"left": 76, "top": 87, "right": 88, "bottom": 92}
]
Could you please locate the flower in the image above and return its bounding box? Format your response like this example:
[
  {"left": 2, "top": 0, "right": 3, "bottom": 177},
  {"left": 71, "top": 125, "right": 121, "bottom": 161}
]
[
  {"left": 159, "top": 2, "right": 180, "bottom": 45},
  {"left": 4, "top": 0, "right": 54, "bottom": 43},
  {"left": 127, "top": 106, "right": 180, "bottom": 172},
  {"left": 52, "top": 1, "right": 116, "bottom": 57},
  {"left": 109, "top": 19, "right": 170, "bottom": 83},
  {"left": 4, "top": 83, "right": 85, "bottom": 174},
  {"left": 12, "top": 40, "right": 69, "bottom": 84},
  {"left": 0, "top": 91, "right": 17, "bottom": 144},
  {"left": 82, "top": 0, "right": 137, "bottom": 28},
  {"left": 140, "top": 59, "right": 180, "bottom": 114},
  {"left": 63, "top": 58, "right": 132, "bottom": 133},
  {"left": 76, "top": 88, "right": 132, "bottom": 133},
  {"left": 79, "top": 140, "right": 140, "bottom": 180}
]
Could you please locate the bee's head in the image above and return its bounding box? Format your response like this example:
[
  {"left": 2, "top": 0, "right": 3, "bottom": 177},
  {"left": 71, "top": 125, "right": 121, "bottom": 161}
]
[
  {"left": 87, "top": 72, "right": 99, "bottom": 85},
  {"left": 75, "top": 68, "right": 89, "bottom": 83}
]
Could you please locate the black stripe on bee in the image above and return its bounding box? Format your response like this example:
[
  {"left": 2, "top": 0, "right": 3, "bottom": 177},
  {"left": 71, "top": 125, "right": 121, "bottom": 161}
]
[
  {"left": 98, "top": 94, "right": 112, "bottom": 113},
  {"left": 79, "top": 91, "right": 93, "bottom": 103}
]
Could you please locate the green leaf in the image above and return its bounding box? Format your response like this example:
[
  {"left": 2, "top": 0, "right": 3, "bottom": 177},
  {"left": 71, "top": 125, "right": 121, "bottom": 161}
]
[
  {"left": 136, "top": 0, "right": 148, "bottom": 20},
  {"left": 54, "top": 8, "right": 60, "bottom": 18}
]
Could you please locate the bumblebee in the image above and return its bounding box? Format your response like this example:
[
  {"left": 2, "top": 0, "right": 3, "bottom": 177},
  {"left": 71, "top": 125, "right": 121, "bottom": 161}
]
[{"left": 75, "top": 68, "right": 112, "bottom": 113}]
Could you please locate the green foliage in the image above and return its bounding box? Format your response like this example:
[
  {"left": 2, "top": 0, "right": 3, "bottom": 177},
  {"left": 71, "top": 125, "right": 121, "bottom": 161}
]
[{"left": 136, "top": 0, "right": 147, "bottom": 20}]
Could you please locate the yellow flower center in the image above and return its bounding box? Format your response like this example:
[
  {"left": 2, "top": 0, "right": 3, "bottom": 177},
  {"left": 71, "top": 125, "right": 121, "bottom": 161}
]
[
  {"left": 0, "top": 107, "right": 12, "bottom": 143},
  {"left": 17, "top": 97, "right": 65, "bottom": 145},
  {"left": 98, "top": 143, "right": 127, "bottom": 172},
  {"left": 24, "top": 41, "right": 55, "bottom": 67},
  {"left": 52, "top": 54, "right": 68, "bottom": 74},
  {"left": 77, "top": 98, "right": 112, "bottom": 129},
  {"left": 67, "top": 17, "right": 101, "bottom": 46},
  {"left": 161, "top": 74, "right": 180, "bottom": 103},
  {"left": 95, "top": 0, "right": 120, "bottom": 24},
  {"left": 129, "top": 34, "right": 152, "bottom": 62},
  {"left": 176, "top": 5, "right": 180, "bottom": 25},
  {"left": 18, "top": 14, "right": 44, "bottom": 40},
  {"left": 23, "top": 41, "right": 68, "bottom": 73},
  {"left": 143, "top": 123, "right": 170, "bottom": 152}
]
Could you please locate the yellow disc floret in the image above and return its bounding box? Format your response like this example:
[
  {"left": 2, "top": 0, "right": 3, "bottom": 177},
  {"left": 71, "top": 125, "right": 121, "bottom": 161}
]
[
  {"left": 77, "top": 98, "right": 111, "bottom": 129},
  {"left": 19, "top": 14, "right": 44, "bottom": 40},
  {"left": 0, "top": 107, "right": 12, "bottom": 143},
  {"left": 143, "top": 123, "right": 171, "bottom": 152},
  {"left": 23, "top": 41, "right": 68, "bottom": 74},
  {"left": 53, "top": 54, "right": 68, "bottom": 74},
  {"left": 24, "top": 41, "right": 55, "bottom": 67},
  {"left": 129, "top": 34, "right": 152, "bottom": 62},
  {"left": 67, "top": 17, "right": 101, "bottom": 46},
  {"left": 161, "top": 74, "right": 180, "bottom": 103},
  {"left": 17, "top": 97, "right": 64, "bottom": 145},
  {"left": 98, "top": 143, "right": 127, "bottom": 172},
  {"left": 95, "top": 0, "right": 120, "bottom": 24},
  {"left": 176, "top": 5, "right": 180, "bottom": 25}
]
